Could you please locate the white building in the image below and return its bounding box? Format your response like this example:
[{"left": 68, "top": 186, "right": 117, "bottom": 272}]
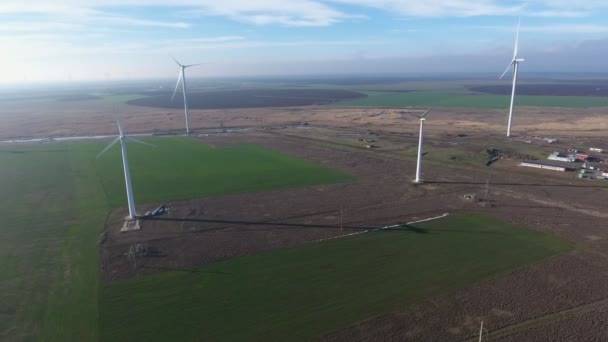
[
  {"left": 520, "top": 161, "right": 567, "bottom": 172},
  {"left": 590, "top": 147, "right": 604, "bottom": 153},
  {"left": 547, "top": 152, "right": 575, "bottom": 163}
]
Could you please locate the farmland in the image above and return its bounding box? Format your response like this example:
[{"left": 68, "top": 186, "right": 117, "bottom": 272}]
[
  {"left": 119, "top": 81, "right": 608, "bottom": 110},
  {"left": 99, "top": 214, "right": 571, "bottom": 342},
  {"left": 0, "top": 138, "right": 352, "bottom": 341},
  {"left": 101, "top": 94, "right": 147, "bottom": 104},
  {"left": 95, "top": 137, "right": 352, "bottom": 207},
  {"left": 470, "top": 83, "right": 608, "bottom": 97},
  {"left": 127, "top": 88, "right": 365, "bottom": 109},
  {"left": 4, "top": 76, "right": 608, "bottom": 341},
  {"left": 328, "top": 91, "right": 608, "bottom": 108}
]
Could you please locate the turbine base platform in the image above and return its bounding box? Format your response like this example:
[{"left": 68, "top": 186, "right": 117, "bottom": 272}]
[{"left": 121, "top": 219, "right": 141, "bottom": 232}]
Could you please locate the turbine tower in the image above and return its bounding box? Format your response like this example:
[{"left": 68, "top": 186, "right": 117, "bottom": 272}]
[
  {"left": 499, "top": 19, "right": 525, "bottom": 138},
  {"left": 414, "top": 108, "right": 431, "bottom": 184},
  {"left": 97, "top": 121, "right": 153, "bottom": 220},
  {"left": 171, "top": 56, "right": 201, "bottom": 135}
]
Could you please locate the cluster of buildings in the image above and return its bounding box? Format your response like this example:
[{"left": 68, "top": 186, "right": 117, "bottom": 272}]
[
  {"left": 547, "top": 147, "right": 604, "bottom": 164},
  {"left": 520, "top": 146, "right": 608, "bottom": 179}
]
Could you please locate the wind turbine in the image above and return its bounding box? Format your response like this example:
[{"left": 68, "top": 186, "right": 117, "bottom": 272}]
[
  {"left": 499, "top": 19, "right": 525, "bottom": 138},
  {"left": 171, "top": 56, "right": 201, "bottom": 135},
  {"left": 414, "top": 108, "right": 431, "bottom": 184},
  {"left": 97, "top": 121, "right": 153, "bottom": 220}
]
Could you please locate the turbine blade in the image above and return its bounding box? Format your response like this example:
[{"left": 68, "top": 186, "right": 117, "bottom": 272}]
[
  {"left": 499, "top": 61, "right": 514, "bottom": 80},
  {"left": 127, "top": 137, "right": 156, "bottom": 147},
  {"left": 184, "top": 63, "right": 202, "bottom": 68},
  {"left": 170, "top": 55, "right": 183, "bottom": 67},
  {"left": 116, "top": 120, "right": 124, "bottom": 137},
  {"left": 171, "top": 70, "right": 183, "bottom": 102},
  {"left": 96, "top": 137, "right": 120, "bottom": 159},
  {"left": 514, "top": 18, "right": 521, "bottom": 59},
  {"left": 420, "top": 107, "right": 431, "bottom": 118}
]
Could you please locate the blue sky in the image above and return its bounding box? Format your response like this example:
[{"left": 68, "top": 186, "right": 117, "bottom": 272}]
[{"left": 1, "top": 1, "right": 608, "bottom": 82}]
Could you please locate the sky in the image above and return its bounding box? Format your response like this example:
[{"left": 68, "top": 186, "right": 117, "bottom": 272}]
[{"left": 1, "top": 0, "right": 608, "bottom": 82}]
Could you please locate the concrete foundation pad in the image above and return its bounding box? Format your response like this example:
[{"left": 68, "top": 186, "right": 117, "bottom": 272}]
[{"left": 121, "top": 219, "right": 141, "bottom": 232}]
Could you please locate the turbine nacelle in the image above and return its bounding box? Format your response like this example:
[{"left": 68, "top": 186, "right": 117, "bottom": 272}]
[{"left": 414, "top": 107, "right": 431, "bottom": 120}]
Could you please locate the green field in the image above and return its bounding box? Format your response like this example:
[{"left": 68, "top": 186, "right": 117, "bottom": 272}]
[
  {"left": 96, "top": 138, "right": 352, "bottom": 207},
  {"left": 0, "top": 138, "right": 351, "bottom": 341},
  {"left": 329, "top": 91, "right": 608, "bottom": 108},
  {"left": 99, "top": 214, "right": 572, "bottom": 342}
]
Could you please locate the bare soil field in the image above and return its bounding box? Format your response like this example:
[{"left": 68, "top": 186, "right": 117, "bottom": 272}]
[
  {"left": 2, "top": 98, "right": 608, "bottom": 140},
  {"left": 5, "top": 97, "right": 608, "bottom": 340},
  {"left": 470, "top": 83, "right": 608, "bottom": 96}
]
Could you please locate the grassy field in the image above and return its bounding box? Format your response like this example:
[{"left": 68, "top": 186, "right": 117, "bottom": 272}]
[
  {"left": 99, "top": 214, "right": 572, "bottom": 342},
  {"left": 328, "top": 91, "right": 608, "bottom": 108},
  {"left": 0, "top": 138, "right": 351, "bottom": 341},
  {"left": 0, "top": 144, "right": 107, "bottom": 341},
  {"left": 96, "top": 137, "right": 352, "bottom": 207}
]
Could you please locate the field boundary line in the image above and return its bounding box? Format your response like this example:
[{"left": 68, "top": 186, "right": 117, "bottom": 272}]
[{"left": 316, "top": 213, "right": 449, "bottom": 242}]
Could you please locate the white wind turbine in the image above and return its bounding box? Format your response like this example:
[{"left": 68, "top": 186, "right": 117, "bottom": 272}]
[
  {"left": 97, "top": 121, "right": 153, "bottom": 220},
  {"left": 171, "top": 56, "right": 201, "bottom": 135},
  {"left": 499, "top": 19, "right": 525, "bottom": 138},
  {"left": 414, "top": 108, "right": 431, "bottom": 184}
]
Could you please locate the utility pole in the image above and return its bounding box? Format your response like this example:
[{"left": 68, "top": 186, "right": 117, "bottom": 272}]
[{"left": 340, "top": 200, "right": 344, "bottom": 232}]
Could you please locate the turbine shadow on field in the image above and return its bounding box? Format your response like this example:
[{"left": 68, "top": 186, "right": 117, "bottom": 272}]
[
  {"left": 141, "top": 265, "right": 230, "bottom": 275},
  {"left": 145, "top": 217, "right": 506, "bottom": 236},
  {"left": 388, "top": 224, "right": 429, "bottom": 234},
  {"left": 146, "top": 216, "right": 371, "bottom": 231},
  {"left": 425, "top": 180, "right": 602, "bottom": 188},
  {"left": 0, "top": 150, "right": 68, "bottom": 154}
]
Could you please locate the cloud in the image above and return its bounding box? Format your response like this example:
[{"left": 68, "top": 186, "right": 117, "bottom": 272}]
[
  {"left": 0, "top": 1, "right": 355, "bottom": 27},
  {"left": 0, "top": 22, "right": 82, "bottom": 32},
  {"left": 327, "top": 0, "right": 522, "bottom": 17},
  {"left": 2, "top": 0, "right": 608, "bottom": 32},
  {"left": 0, "top": 3, "right": 190, "bottom": 29},
  {"left": 97, "top": 15, "right": 190, "bottom": 29},
  {"left": 177, "top": 0, "right": 357, "bottom": 27}
]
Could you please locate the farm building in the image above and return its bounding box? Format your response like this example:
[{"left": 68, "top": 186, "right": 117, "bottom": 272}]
[
  {"left": 520, "top": 161, "right": 568, "bottom": 172},
  {"left": 590, "top": 147, "right": 604, "bottom": 153},
  {"left": 603, "top": 170, "right": 608, "bottom": 178},
  {"left": 575, "top": 153, "right": 589, "bottom": 162},
  {"left": 548, "top": 152, "right": 575, "bottom": 163}
]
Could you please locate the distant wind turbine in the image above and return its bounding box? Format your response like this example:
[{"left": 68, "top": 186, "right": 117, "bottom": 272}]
[
  {"left": 97, "top": 120, "right": 153, "bottom": 220},
  {"left": 171, "top": 56, "right": 201, "bottom": 134},
  {"left": 499, "top": 19, "right": 525, "bottom": 138},
  {"left": 414, "top": 108, "right": 431, "bottom": 184}
]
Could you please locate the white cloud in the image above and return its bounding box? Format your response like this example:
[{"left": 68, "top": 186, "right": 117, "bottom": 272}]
[
  {"left": 327, "top": 0, "right": 522, "bottom": 17},
  {"left": 0, "top": 22, "right": 82, "bottom": 32},
  {"left": 174, "top": 0, "right": 357, "bottom": 27}
]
